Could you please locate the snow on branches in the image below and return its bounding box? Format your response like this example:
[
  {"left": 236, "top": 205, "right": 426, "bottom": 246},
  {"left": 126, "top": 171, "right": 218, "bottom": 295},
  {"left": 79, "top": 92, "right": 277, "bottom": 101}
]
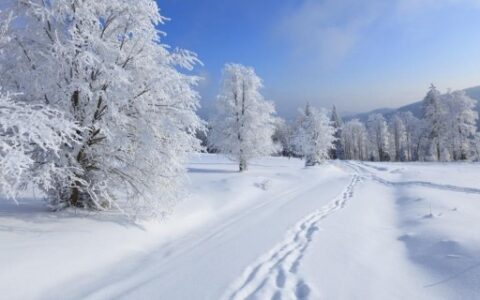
[
  {"left": 0, "top": 92, "right": 80, "bottom": 201},
  {"left": 0, "top": 1, "right": 203, "bottom": 216},
  {"left": 293, "top": 104, "right": 335, "bottom": 166},
  {"left": 209, "top": 63, "right": 277, "bottom": 171},
  {"left": 337, "top": 85, "right": 479, "bottom": 162},
  {"left": 421, "top": 85, "right": 478, "bottom": 161}
]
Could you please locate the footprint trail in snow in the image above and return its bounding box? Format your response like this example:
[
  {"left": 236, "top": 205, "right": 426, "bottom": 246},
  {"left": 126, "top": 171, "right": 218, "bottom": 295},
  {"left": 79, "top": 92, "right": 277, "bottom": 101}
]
[{"left": 222, "top": 174, "right": 361, "bottom": 300}]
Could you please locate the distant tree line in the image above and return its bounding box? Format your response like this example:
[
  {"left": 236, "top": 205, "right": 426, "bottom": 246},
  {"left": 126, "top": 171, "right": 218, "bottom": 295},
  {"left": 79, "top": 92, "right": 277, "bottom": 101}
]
[
  {"left": 206, "top": 74, "right": 480, "bottom": 168},
  {"left": 335, "top": 84, "right": 480, "bottom": 162}
]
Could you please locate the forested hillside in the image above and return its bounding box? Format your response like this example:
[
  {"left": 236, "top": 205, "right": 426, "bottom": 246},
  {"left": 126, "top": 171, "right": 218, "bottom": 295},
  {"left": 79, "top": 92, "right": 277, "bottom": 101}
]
[{"left": 347, "top": 86, "right": 480, "bottom": 127}]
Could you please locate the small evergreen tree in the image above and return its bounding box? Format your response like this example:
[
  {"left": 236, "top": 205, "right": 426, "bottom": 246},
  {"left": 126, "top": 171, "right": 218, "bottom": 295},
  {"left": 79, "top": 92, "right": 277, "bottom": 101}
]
[{"left": 329, "top": 105, "right": 344, "bottom": 159}]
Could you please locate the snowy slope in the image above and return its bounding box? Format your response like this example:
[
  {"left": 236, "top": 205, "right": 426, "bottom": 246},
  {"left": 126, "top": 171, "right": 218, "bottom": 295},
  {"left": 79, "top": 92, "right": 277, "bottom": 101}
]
[{"left": 1, "top": 154, "right": 480, "bottom": 299}]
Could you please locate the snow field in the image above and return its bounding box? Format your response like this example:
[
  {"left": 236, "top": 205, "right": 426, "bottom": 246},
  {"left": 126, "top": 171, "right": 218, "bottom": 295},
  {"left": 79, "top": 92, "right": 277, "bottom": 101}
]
[{"left": 1, "top": 155, "right": 479, "bottom": 299}]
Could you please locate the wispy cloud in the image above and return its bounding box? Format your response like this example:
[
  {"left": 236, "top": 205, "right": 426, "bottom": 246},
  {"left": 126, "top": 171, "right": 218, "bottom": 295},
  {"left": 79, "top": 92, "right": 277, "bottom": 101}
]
[
  {"left": 278, "top": 0, "right": 386, "bottom": 68},
  {"left": 396, "top": 0, "right": 480, "bottom": 13},
  {"left": 278, "top": 0, "right": 480, "bottom": 69}
]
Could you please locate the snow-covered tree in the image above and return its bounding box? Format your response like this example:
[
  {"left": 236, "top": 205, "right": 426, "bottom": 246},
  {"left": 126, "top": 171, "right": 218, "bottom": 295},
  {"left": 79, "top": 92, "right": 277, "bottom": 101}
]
[
  {"left": 341, "top": 119, "right": 369, "bottom": 160},
  {"left": 0, "top": 1, "right": 202, "bottom": 215},
  {"left": 422, "top": 84, "right": 449, "bottom": 161},
  {"left": 473, "top": 133, "right": 480, "bottom": 161},
  {"left": 292, "top": 104, "right": 335, "bottom": 166},
  {"left": 389, "top": 114, "right": 407, "bottom": 161},
  {"left": 329, "top": 105, "right": 344, "bottom": 159},
  {"left": 444, "top": 90, "right": 478, "bottom": 160},
  {"left": 367, "top": 114, "right": 391, "bottom": 161},
  {"left": 272, "top": 118, "right": 295, "bottom": 157},
  {"left": 209, "top": 63, "right": 277, "bottom": 171},
  {"left": 398, "top": 111, "right": 423, "bottom": 161}
]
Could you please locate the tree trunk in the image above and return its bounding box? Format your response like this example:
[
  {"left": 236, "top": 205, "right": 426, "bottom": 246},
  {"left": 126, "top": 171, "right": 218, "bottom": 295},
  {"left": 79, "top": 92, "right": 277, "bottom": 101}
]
[
  {"left": 70, "top": 185, "right": 79, "bottom": 207},
  {"left": 68, "top": 89, "right": 86, "bottom": 207},
  {"left": 67, "top": 91, "right": 107, "bottom": 208},
  {"left": 239, "top": 158, "right": 247, "bottom": 172},
  {"left": 436, "top": 140, "right": 441, "bottom": 161}
]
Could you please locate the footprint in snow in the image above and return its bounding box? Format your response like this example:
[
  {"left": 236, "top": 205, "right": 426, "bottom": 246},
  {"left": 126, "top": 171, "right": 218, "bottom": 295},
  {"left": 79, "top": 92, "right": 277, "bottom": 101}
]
[
  {"left": 254, "top": 179, "right": 271, "bottom": 191},
  {"left": 295, "top": 280, "right": 311, "bottom": 299}
]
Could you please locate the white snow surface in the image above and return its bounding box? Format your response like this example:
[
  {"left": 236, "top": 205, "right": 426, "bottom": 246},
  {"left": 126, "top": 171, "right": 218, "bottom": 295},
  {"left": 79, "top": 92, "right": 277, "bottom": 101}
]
[{"left": 1, "top": 154, "right": 479, "bottom": 299}]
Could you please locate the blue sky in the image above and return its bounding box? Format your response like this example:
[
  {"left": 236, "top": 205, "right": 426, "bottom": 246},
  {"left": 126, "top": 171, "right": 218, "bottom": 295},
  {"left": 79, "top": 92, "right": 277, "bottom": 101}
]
[{"left": 158, "top": 0, "right": 480, "bottom": 118}]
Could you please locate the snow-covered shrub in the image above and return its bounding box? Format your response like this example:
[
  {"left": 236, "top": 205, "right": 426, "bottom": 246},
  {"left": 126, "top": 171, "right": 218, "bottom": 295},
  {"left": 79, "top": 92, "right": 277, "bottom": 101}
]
[{"left": 209, "top": 63, "right": 277, "bottom": 171}]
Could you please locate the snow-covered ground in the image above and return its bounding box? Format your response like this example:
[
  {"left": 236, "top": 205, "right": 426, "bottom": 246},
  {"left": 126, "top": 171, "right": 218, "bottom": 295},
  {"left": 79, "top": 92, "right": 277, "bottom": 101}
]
[{"left": 1, "top": 154, "right": 479, "bottom": 299}]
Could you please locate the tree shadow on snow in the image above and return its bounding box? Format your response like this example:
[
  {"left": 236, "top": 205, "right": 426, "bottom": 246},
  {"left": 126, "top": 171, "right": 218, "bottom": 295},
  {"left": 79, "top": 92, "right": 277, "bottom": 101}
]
[
  {"left": 393, "top": 187, "right": 480, "bottom": 295},
  {"left": 0, "top": 196, "right": 145, "bottom": 233},
  {"left": 187, "top": 167, "right": 237, "bottom": 174}
]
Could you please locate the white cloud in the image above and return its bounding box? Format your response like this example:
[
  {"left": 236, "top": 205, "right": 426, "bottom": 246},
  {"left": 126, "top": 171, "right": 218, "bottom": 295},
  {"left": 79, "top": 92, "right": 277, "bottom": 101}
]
[
  {"left": 278, "top": 0, "right": 386, "bottom": 68},
  {"left": 278, "top": 0, "right": 480, "bottom": 68},
  {"left": 396, "top": 0, "right": 480, "bottom": 13}
]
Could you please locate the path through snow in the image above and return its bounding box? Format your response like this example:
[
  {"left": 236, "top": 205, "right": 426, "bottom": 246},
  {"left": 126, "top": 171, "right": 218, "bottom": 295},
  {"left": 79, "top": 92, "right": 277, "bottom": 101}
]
[{"left": 222, "top": 174, "right": 361, "bottom": 300}]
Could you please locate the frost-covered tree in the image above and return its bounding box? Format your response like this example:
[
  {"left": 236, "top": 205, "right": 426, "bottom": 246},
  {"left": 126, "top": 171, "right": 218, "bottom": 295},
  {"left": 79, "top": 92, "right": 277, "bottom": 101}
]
[
  {"left": 341, "top": 119, "right": 369, "bottom": 160},
  {"left": 422, "top": 84, "right": 449, "bottom": 161},
  {"left": 398, "top": 112, "right": 423, "bottom": 161},
  {"left": 209, "top": 63, "right": 277, "bottom": 171},
  {"left": 444, "top": 90, "right": 478, "bottom": 160},
  {"left": 329, "top": 105, "right": 344, "bottom": 159},
  {"left": 367, "top": 114, "right": 391, "bottom": 161},
  {"left": 473, "top": 133, "right": 480, "bottom": 161},
  {"left": 272, "top": 118, "right": 295, "bottom": 157},
  {"left": 0, "top": 1, "right": 202, "bottom": 214},
  {"left": 292, "top": 104, "right": 335, "bottom": 166},
  {"left": 389, "top": 114, "right": 407, "bottom": 161}
]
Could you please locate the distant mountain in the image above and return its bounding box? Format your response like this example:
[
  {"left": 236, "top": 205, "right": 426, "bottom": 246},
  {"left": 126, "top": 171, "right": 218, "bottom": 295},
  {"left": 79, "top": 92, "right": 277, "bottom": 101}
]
[
  {"left": 345, "top": 86, "right": 480, "bottom": 125},
  {"left": 343, "top": 107, "right": 396, "bottom": 123}
]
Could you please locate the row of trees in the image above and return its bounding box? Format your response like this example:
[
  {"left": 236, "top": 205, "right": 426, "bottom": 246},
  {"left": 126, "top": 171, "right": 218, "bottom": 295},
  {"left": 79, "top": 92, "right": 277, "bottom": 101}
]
[
  {"left": 207, "top": 76, "right": 480, "bottom": 169},
  {"left": 336, "top": 85, "right": 479, "bottom": 162}
]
